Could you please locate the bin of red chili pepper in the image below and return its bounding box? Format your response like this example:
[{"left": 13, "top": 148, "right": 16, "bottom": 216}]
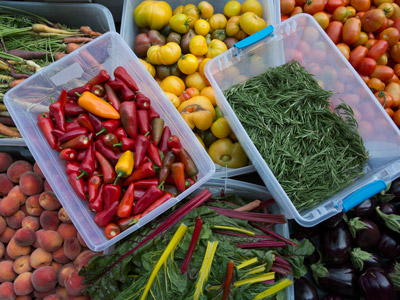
[{"left": 3, "top": 32, "right": 215, "bottom": 251}]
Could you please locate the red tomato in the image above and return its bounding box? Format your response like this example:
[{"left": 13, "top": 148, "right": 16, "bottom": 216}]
[
  {"left": 393, "top": 109, "right": 400, "bottom": 127},
  {"left": 367, "top": 77, "right": 386, "bottom": 91},
  {"left": 337, "top": 43, "right": 351, "bottom": 59},
  {"left": 385, "top": 107, "right": 394, "bottom": 118},
  {"left": 361, "top": 9, "right": 387, "bottom": 33},
  {"left": 295, "top": 0, "right": 307, "bottom": 6},
  {"left": 376, "top": 52, "right": 389, "bottom": 65},
  {"left": 104, "top": 223, "right": 121, "bottom": 239},
  {"left": 281, "top": 15, "right": 290, "bottom": 21},
  {"left": 393, "top": 17, "right": 400, "bottom": 31},
  {"left": 388, "top": 73, "right": 400, "bottom": 83},
  {"left": 378, "top": 28, "right": 400, "bottom": 47},
  {"left": 291, "top": 6, "right": 304, "bottom": 16},
  {"left": 343, "top": 17, "right": 362, "bottom": 44},
  {"left": 349, "top": 45, "right": 369, "bottom": 68},
  {"left": 332, "top": 6, "right": 350, "bottom": 22},
  {"left": 360, "top": 74, "right": 371, "bottom": 83},
  {"left": 326, "top": 21, "right": 343, "bottom": 44},
  {"left": 370, "top": 65, "right": 395, "bottom": 81},
  {"left": 375, "top": 90, "right": 394, "bottom": 108},
  {"left": 376, "top": 18, "right": 390, "bottom": 34},
  {"left": 351, "top": 0, "right": 371, "bottom": 12},
  {"left": 285, "top": 48, "right": 304, "bottom": 62},
  {"left": 365, "top": 38, "right": 378, "bottom": 49},
  {"left": 391, "top": 42, "right": 400, "bottom": 63},
  {"left": 394, "top": 63, "right": 400, "bottom": 76},
  {"left": 281, "top": 0, "right": 296, "bottom": 14},
  {"left": 326, "top": 0, "right": 345, "bottom": 13},
  {"left": 304, "top": 0, "right": 326, "bottom": 15},
  {"left": 358, "top": 57, "right": 377, "bottom": 75},
  {"left": 367, "top": 39, "right": 389, "bottom": 60}
]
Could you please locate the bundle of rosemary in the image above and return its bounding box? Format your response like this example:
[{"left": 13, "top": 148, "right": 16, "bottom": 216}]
[{"left": 224, "top": 61, "right": 368, "bottom": 211}]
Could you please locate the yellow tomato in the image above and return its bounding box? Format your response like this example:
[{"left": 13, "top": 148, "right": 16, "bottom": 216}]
[
  {"left": 224, "top": 1, "right": 242, "bottom": 18},
  {"left": 139, "top": 58, "right": 156, "bottom": 77},
  {"left": 199, "top": 58, "right": 211, "bottom": 78},
  {"left": 240, "top": 12, "right": 267, "bottom": 35},
  {"left": 313, "top": 12, "right": 330, "bottom": 30},
  {"left": 160, "top": 76, "right": 185, "bottom": 96},
  {"left": 194, "top": 19, "right": 210, "bottom": 36},
  {"left": 241, "top": 0, "right": 263, "bottom": 17},
  {"left": 147, "top": 42, "right": 181, "bottom": 65},
  {"left": 346, "top": 6, "right": 356, "bottom": 17},
  {"left": 189, "top": 35, "right": 208, "bottom": 56},
  {"left": 184, "top": 4, "right": 200, "bottom": 28},
  {"left": 173, "top": 5, "right": 184, "bottom": 15},
  {"left": 392, "top": 3, "right": 400, "bottom": 20},
  {"left": 177, "top": 54, "right": 199, "bottom": 75},
  {"left": 169, "top": 14, "right": 190, "bottom": 34},
  {"left": 209, "top": 14, "right": 228, "bottom": 30},
  {"left": 164, "top": 92, "right": 181, "bottom": 108},
  {"left": 208, "top": 138, "right": 248, "bottom": 168},
  {"left": 201, "top": 86, "right": 216, "bottom": 106},
  {"left": 226, "top": 16, "right": 246, "bottom": 39},
  {"left": 352, "top": 32, "right": 368, "bottom": 47},
  {"left": 133, "top": 1, "right": 172, "bottom": 30},
  {"left": 206, "top": 39, "right": 228, "bottom": 58},
  {"left": 185, "top": 72, "right": 208, "bottom": 91},
  {"left": 211, "top": 117, "right": 232, "bottom": 138},
  {"left": 194, "top": 133, "right": 206, "bottom": 148},
  {"left": 378, "top": 3, "right": 394, "bottom": 18},
  {"left": 198, "top": 1, "right": 214, "bottom": 19}
]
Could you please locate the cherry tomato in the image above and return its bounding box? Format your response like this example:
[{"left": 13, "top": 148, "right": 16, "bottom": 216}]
[
  {"left": 375, "top": 90, "right": 393, "bottom": 108},
  {"left": 352, "top": 32, "right": 369, "bottom": 46},
  {"left": 376, "top": 18, "right": 390, "bottom": 34},
  {"left": 281, "top": 15, "right": 290, "bottom": 21},
  {"left": 394, "top": 64, "right": 400, "bottom": 76},
  {"left": 378, "top": 3, "right": 394, "bottom": 18},
  {"left": 360, "top": 74, "right": 371, "bottom": 83},
  {"left": 388, "top": 74, "right": 400, "bottom": 83},
  {"left": 333, "top": 6, "right": 350, "bottom": 22},
  {"left": 361, "top": 9, "right": 387, "bottom": 33},
  {"left": 349, "top": 45, "right": 368, "bottom": 68},
  {"left": 367, "top": 39, "right": 389, "bottom": 60},
  {"left": 105, "top": 223, "right": 121, "bottom": 239},
  {"left": 370, "top": 65, "right": 395, "bottom": 81},
  {"left": 314, "top": 11, "right": 331, "bottom": 29},
  {"left": 298, "top": 40, "right": 312, "bottom": 55},
  {"left": 393, "top": 16, "right": 400, "bottom": 31},
  {"left": 351, "top": 0, "right": 371, "bottom": 12},
  {"left": 337, "top": 43, "right": 351, "bottom": 59},
  {"left": 376, "top": 52, "right": 389, "bottom": 65},
  {"left": 343, "top": 17, "right": 361, "bottom": 44},
  {"left": 365, "top": 39, "right": 378, "bottom": 49},
  {"left": 326, "top": 21, "right": 343, "bottom": 44},
  {"left": 385, "top": 107, "right": 395, "bottom": 117},
  {"left": 367, "top": 77, "right": 386, "bottom": 91},
  {"left": 326, "top": 0, "right": 345, "bottom": 13},
  {"left": 378, "top": 27, "right": 400, "bottom": 47},
  {"left": 281, "top": 0, "right": 296, "bottom": 15},
  {"left": 385, "top": 82, "right": 400, "bottom": 108},
  {"left": 346, "top": 6, "right": 357, "bottom": 17},
  {"left": 393, "top": 109, "right": 400, "bottom": 126},
  {"left": 304, "top": 0, "right": 325, "bottom": 15},
  {"left": 358, "top": 57, "right": 377, "bottom": 75},
  {"left": 295, "top": 0, "right": 306, "bottom": 6}
]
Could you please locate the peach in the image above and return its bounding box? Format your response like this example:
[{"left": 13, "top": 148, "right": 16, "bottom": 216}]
[
  {"left": 57, "top": 265, "right": 75, "bottom": 287},
  {"left": 0, "top": 153, "right": 14, "bottom": 172},
  {"left": 13, "top": 256, "right": 31, "bottom": 274},
  {"left": 0, "top": 282, "right": 16, "bottom": 300},
  {"left": 73, "top": 251, "right": 97, "bottom": 271},
  {"left": 50, "top": 262, "right": 62, "bottom": 272},
  {"left": 33, "top": 287, "right": 56, "bottom": 299},
  {"left": 0, "top": 215, "right": 6, "bottom": 235},
  {"left": 0, "top": 196, "right": 20, "bottom": 217},
  {"left": 39, "top": 192, "right": 60, "bottom": 211},
  {"left": 0, "top": 260, "right": 17, "bottom": 282},
  {"left": 31, "top": 266, "right": 57, "bottom": 292},
  {"left": 6, "top": 237, "right": 30, "bottom": 260},
  {"left": 13, "top": 272, "right": 33, "bottom": 296},
  {"left": 0, "top": 241, "right": 5, "bottom": 259},
  {"left": 19, "top": 205, "right": 28, "bottom": 217},
  {"left": 0, "top": 227, "right": 15, "bottom": 243},
  {"left": 63, "top": 238, "right": 81, "bottom": 261},
  {"left": 19, "top": 172, "right": 43, "bottom": 196},
  {"left": 52, "top": 247, "right": 70, "bottom": 264},
  {"left": 14, "top": 228, "right": 36, "bottom": 247},
  {"left": 64, "top": 271, "right": 86, "bottom": 297},
  {"left": 57, "top": 208, "right": 71, "bottom": 224},
  {"left": 6, "top": 211, "right": 26, "bottom": 229},
  {"left": 55, "top": 286, "right": 67, "bottom": 300},
  {"left": 25, "top": 195, "right": 43, "bottom": 217},
  {"left": 76, "top": 233, "right": 86, "bottom": 248},
  {"left": 7, "top": 160, "right": 32, "bottom": 183},
  {"left": 44, "top": 180, "right": 53, "bottom": 192},
  {"left": 38, "top": 230, "right": 63, "bottom": 252},
  {"left": 66, "top": 296, "right": 89, "bottom": 300},
  {"left": 33, "top": 163, "right": 44, "bottom": 179},
  {"left": 0, "top": 173, "right": 14, "bottom": 196},
  {"left": 15, "top": 296, "right": 32, "bottom": 300},
  {"left": 44, "top": 295, "right": 61, "bottom": 300},
  {"left": 40, "top": 211, "right": 60, "bottom": 231},
  {"left": 33, "top": 229, "right": 45, "bottom": 248},
  {"left": 29, "top": 248, "right": 52, "bottom": 269},
  {"left": 56, "top": 224, "right": 77, "bottom": 241},
  {"left": 8, "top": 186, "right": 27, "bottom": 206},
  {"left": 21, "top": 216, "right": 39, "bottom": 232}
]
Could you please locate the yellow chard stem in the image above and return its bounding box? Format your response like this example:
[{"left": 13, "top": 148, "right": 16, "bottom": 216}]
[
  {"left": 234, "top": 272, "right": 275, "bottom": 287},
  {"left": 213, "top": 225, "right": 255, "bottom": 236},
  {"left": 252, "top": 278, "right": 293, "bottom": 300},
  {"left": 237, "top": 257, "right": 258, "bottom": 270},
  {"left": 245, "top": 264, "right": 267, "bottom": 276},
  {"left": 140, "top": 223, "right": 188, "bottom": 300},
  {"left": 193, "top": 241, "right": 218, "bottom": 300}
]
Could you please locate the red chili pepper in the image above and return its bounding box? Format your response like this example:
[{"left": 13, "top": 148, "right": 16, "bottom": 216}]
[
  {"left": 135, "top": 134, "right": 150, "bottom": 168},
  {"left": 151, "top": 118, "right": 164, "bottom": 146},
  {"left": 49, "top": 89, "right": 67, "bottom": 131},
  {"left": 159, "top": 151, "right": 175, "bottom": 184},
  {"left": 60, "top": 134, "right": 90, "bottom": 150},
  {"left": 96, "top": 119, "right": 121, "bottom": 136},
  {"left": 147, "top": 143, "right": 162, "bottom": 167},
  {"left": 104, "top": 83, "right": 121, "bottom": 111},
  {"left": 147, "top": 105, "right": 160, "bottom": 122},
  {"left": 68, "top": 171, "right": 87, "bottom": 201},
  {"left": 51, "top": 128, "right": 65, "bottom": 139},
  {"left": 137, "top": 110, "right": 149, "bottom": 135},
  {"left": 106, "top": 78, "right": 124, "bottom": 91},
  {"left": 171, "top": 162, "right": 186, "bottom": 193},
  {"left": 135, "top": 92, "right": 151, "bottom": 110},
  {"left": 167, "top": 135, "right": 182, "bottom": 149},
  {"left": 95, "top": 140, "right": 119, "bottom": 165},
  {"left": 76, "top": 149, "right": 86, "bottom": 162},
  {"left": 87, "top": 69, "right": 110, "bottom": 86},
  {"left": 88, "top": 175, "right": 102, "bottom": 203},
  {"left": 67, "top": 84, "right": 91, "bottom": 98},
  {"left": 77, "top": 143, "right": 95, "bottom": 179},
  {"left": 103, "top": 184, "right": 121, "bottom": 210},
  {"left": 65, "top": 118, "right": 81, "bottom": 131},
  {"left": 103, "top": 133, "right": 120, "bottom": 153},
  {"left": 59, "top": 148, "right": 77, "bottom": 162},
  {"left": 77, "top": 114, "right": 94, "bottom": 132},
  {"left": 117, "top": 215, "right": 140, "bottom": 231},
  {"left": 133, "top": 178, "right": 159, "bottom": 189},
  {"left": 165, "top": 173, "right": 175, "bottom": 185},
  {"left": 114, "top": 127, "right": 127, "bottom": 140},
  {"left": 91, "top": 84, "right": 105, "bottom": 97},
  {"left": 87, "top": 113, "right": 104, "bottom": 133},
  {"left": 159, "top": 126, "right": 171, "bottom": 154},
  {"left": 89, "top": 183, "right": 104, "bottom": 212},
  {"left": 116, "top": 183, "right": 135, "bottom": 218},
  {"left": 37, "top": 112, "right": 57, "bottom": 149},
  {"left": 113, "top": 136, "right": 135, "bottom": 151},
  {"left": 64, "top": 102, "right": 86, "bottom": 117},
  {"left": 66, "top": 161, "right": 80, "bottom": 175},
  {"left": 123, "top": 161, "right": 156, "bottom": 186},
  {"left": 59, "top": 127, "right": 88, "bottom": 143},
  {"left": 185, "top": 177, "right": 196, "bottom": 188},
  {"left": 94, "top": 201, "right": 118, "bottom": 228},
  {"left": 140, "top": 192, "right": 173, "bottom": 218},
  {"left": 164, "top": 184, "right": 179, "bottom": 197},
  {"left": 171, "top": 147, "right": 181, "bottom": 157},
  {"left": 134, "top": 188, "right": 146, "bottom": 200},
  {"left": 114, "top": 66, "right": 139, "bottom": 91},
  {"left": 120, "top": 101, "right": 138, "bottom": 140},
  {"left": 94, "top": 150, "right": 117, "bottom": 183},
  {"left": 121, "top": 82, "right": 136, "bottom": 101},
  {"left": 133, "top": 183, "right": 164, "bottom": 215},
  {"left": 180, "top": 148, "right": 199, "bottom": 177}
]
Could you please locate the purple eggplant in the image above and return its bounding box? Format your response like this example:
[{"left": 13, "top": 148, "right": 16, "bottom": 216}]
[
  {"left": 388, "top": 178, "right": 400, "bottom": 199},
  {"left": 376, "top": 230, "right": 400, "bottom": 259},
  {"left": 348, "top": 197, "right": 377, "bottom": 218},
  {"left": 311, "top": 263, "right": 358, "bottom": 297},
  {"left": 321, "top": 296, "right": 344, "bottom": 300},
  {"left": 350, "top": 248, "right": 381, "bottom": 271},
  {"left": 359, "top": 267, "right": 396, "bottom": 300},
  {"left": 294, "top": 277, "right": 320, "bottom": 300},
  {"left": 348, "top": 217, "right": 380, "bottom": 249},
  {"left": 320, "top": 222, "right": 351, "bottom": 264},
  {"left": 322, "top": 213, "right": 343, "bottom": 228},
  {"left": 375, "top": 206, "right": 400, "bottom": 234},
  {"left": 379, "top": 202, "right": 397, "bottom": 215},
  {"left": 383, "top": 260, "right": 400, "bottom": 293}
]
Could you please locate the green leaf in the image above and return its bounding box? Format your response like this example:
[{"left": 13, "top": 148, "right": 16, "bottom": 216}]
[
  {"left": 350, "top": 247, "right": 373, "bottom": 271},
  {"left": 348, "top": 217, "right": 367, "bottom": 238},
  {"left": 310, "top": 262, "right": 329, "bottom": 284},
  {"left": 279, "top": 238, "right": 315, "bottom": 278}
]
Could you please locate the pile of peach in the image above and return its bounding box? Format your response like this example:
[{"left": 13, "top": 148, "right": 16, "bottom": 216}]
[{"left": 0, "top": 152, "right": 98, "bottom": 300}]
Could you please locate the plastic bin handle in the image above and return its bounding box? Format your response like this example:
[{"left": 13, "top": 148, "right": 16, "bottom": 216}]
[
  {"left": 342, "top": 180, "right": 387, "bottom": 212},
  {"left": 234, "top": 25, "right": 274, "bottom": 49}
]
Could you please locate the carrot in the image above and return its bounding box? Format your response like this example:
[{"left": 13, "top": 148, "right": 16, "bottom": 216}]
[
  {"left": 0, "top": 123, "right": 21, "bottom": 138},
  {"left": 63, "top": 37, "right": 93, "bottom": 44},
  {"left": 234, "top": 200, "right": 261, "bottom": 212},
  {"left": 0, "top": 61, "right": 10, "bottom": 71},
  {"left": 80, "top": 26, "right": 92, "bottom": 34},
  {"left": 53, "top": 52, "right": 67, "bottom": 61},
  {"left": 8, "top": 49, "right": 47, "bottom": 60},
  {"left": 89, "top": 31, "right": 102, "bottom": 37},
  {"left": 0, "top": 117, "right": 15, "bottom": 126},
  {"left": 8, "top": 79, "right": 25, "bottom": 89},
  {"left": 0, "top": 75, "right": 13, "bottom": 82},
  {"left": 32, "top": 24, "right": 76, "bottom": 35},
  {"left": 65, "top": 43, "right": 81, "bottom": 54},
  {"left": 0, "top": 104, "right": 7, "bottom": 111}
]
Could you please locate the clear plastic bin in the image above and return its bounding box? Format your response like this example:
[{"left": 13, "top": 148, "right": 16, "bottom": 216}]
[
  {"left": 0, "top": 0, "right": 116, "bottom": 147},
  {"left": 120, "top": 0, "right": 280, "bottom": 177},
  {"left": 201, "top": 178, "right": 294, "bottom": 300},
  {"left": 205, "top": 13, "right": 400, "bottom": 227},
  {"left": 4, "top": 31, "right": 215, "bottom": 251}
]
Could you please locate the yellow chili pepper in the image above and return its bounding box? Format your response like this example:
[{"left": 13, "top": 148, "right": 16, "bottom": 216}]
[
  {"left": 178, "top": 96, "right": 215, "bottom": 130},
  {"left": 78, "top": 91, "right": 120, "bottom": 119},
  {"left": 114, "top": 150, "right": 134, "bottom": 184}
]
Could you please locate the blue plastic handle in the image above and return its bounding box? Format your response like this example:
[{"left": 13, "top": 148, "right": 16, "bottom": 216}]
[
  {"left": 234, "top": 25, "right": 274, "bottom": 49},
  {"left": 342, "top": 180, "right": 387, "bottom": 212}
]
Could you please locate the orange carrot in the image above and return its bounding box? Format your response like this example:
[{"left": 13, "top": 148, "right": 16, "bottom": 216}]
[
  {"left": 8, "top": 79, "right": 25, "bottom": 89},
  {"left": 65, "top": 43, "right": 81, "bottom": 54}
]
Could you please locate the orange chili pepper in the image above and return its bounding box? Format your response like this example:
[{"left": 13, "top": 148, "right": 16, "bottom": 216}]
[{"left": 77, "top": 91, "right": 120, "bottom": 119}]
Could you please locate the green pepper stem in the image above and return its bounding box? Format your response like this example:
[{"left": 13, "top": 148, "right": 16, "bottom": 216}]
[
  {"left": 114, "top": 173, "right": 122, "bottom": 185},
  {"left": 76, "top": 170, "right": 88, "bottom": 180},
  {"left": 75, "top": 92, "right": 82, "bottom": 97},
  {"left": 96, "top": 127, "right": 107, "bottom": 136},
  {"left": 158, "top": 181, "right": 165, "bottom": 190},
  {"left": 113, "top": 142, "right": 123, "bottom": 147}
]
